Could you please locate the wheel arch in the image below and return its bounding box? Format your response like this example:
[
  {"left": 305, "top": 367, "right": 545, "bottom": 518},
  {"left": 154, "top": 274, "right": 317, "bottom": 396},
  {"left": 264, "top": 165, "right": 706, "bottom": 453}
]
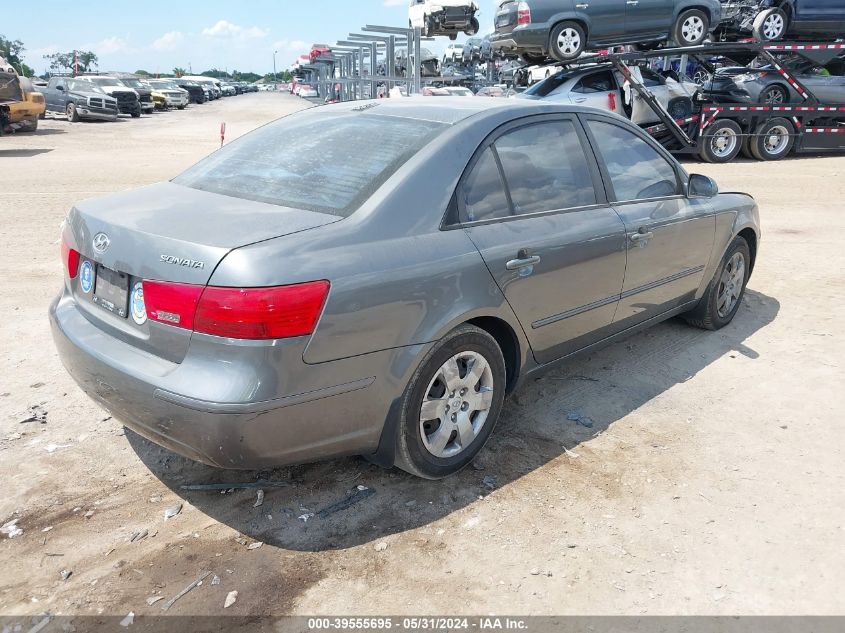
[
  {"left": 675, "top": 3, "right": 718, "bottom": 24},
  {"left": 466, "top": 316, "right": 521, "bottom": 393},
  {"left": 737, "top": 226, "right": 758, "bottom": 275}
]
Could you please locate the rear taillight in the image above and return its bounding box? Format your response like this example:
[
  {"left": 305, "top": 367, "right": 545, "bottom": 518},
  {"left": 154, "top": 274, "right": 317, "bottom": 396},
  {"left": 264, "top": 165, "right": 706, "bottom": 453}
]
[
  {"left": 61, "top": 238, "right": 80, "bottom": 279},
  {"left": 143, "top": 281, "right": 204, "bottom": 329},
  {"left": 517, "top": 1, "right": 531, "bottom": 25},
  {"left": 141, "top": 280, "right": 330, "bottom": 340},
  {"left": 194, "top": 281, "right": 330, "bottom": 339}
]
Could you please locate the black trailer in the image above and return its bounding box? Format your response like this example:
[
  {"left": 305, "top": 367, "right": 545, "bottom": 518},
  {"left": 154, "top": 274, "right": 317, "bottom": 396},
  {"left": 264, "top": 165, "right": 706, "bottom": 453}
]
[{"left": 554, "top": 41, "right": 845, "bottom": 163}]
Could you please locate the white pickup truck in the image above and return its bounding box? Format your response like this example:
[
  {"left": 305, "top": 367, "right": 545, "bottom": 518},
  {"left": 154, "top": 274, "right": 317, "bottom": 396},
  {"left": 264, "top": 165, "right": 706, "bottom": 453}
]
[{"left": 409, "top": 0, "right": 480, "bottom": 40}]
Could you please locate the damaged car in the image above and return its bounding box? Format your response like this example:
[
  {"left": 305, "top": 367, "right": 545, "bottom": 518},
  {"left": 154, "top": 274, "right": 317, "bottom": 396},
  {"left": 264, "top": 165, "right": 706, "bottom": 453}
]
[
  {"left": 717, "top": 0, "right": 845, "bottom": 42},
  {"left": 409, "top": 0, "right": 481, "bottom": 39}
]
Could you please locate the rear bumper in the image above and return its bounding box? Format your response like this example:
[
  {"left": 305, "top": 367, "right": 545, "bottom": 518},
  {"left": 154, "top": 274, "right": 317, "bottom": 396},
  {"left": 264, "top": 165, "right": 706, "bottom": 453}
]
[
  {"left": 491, "top": 27, "right": 547, "bottom": 54},
  {"left": 49, "top": 290, "right": 405, "bottom": 469}
]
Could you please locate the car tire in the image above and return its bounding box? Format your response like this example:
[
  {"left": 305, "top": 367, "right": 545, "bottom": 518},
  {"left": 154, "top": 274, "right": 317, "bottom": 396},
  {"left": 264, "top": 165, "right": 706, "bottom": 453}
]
[
  {"left": 131, "top": 110, "right": 141, "bottom": 118},
  {"left": 740, "top": 132, "right": 756, "bottom": 159},
  {"left": 66, "top": 102, "right": 79, "bottom": 123},
  {"left": 466, "top": 17, "right": 480, "bottom": 36},
  {"left": 549, "top": 21, "right": 586, "bottom": 62},
  {"left": 667, "top": 96, "right": 693, "bottom": 119},
  {"left": 749, "top": 117, "right": 795, "bottom": 161},
  {"left": 672, "top": 9, "right": 709, "bottom": 47},
  {"left": 178, "top": 105, "right": 186, "bottom": 110},
  {"left": 699, "top": 119, "right": 743, "bottom": 163},
  {"left": 759, "top": 84, "right": 789, "bottom": 105},
  {"left": 26, "top": 117, "right": 38, "bottom": 132},
  {"left": 634, "top": 41, "right": 663, "bottom": 52},
  {"left": 753, "top": 8, "right": 788, "bottom": 42},
  {"left": 394, "top": 324, "right": 506, "bottom": 479},
  {"left": 684, "top": 236, "right": 751, "bottom": 331}
]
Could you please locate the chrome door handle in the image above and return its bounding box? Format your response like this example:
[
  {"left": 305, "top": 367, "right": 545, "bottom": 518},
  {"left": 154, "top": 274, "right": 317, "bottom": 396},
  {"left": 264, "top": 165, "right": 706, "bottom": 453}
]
[
  {"left": 574, "top": 97, "right": 587, "bottom": 103},
  {"left": 576, "top": 3, "right": 589, "bottom": 9},
  {"left": 506, "top": 255, "right": 541, "bottom": 270},
  {"left": 627, "top": 0, "right": 639, "bottom": 5},
  {"left": 629, "top": 231, "right": 654, "bottom": 242}
]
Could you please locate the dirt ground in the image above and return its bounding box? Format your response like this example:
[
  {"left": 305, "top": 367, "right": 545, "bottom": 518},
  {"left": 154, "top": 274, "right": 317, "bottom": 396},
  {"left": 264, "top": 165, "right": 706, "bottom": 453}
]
[{"left": 0, "top": 92, "right": 843, "bottom": 619}]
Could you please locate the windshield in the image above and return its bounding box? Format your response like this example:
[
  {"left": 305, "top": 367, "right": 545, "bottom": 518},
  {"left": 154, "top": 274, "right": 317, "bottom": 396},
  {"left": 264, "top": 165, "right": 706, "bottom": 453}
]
[
  {"left": 150, "top": 80, "right": 178, "bottom": 89},
  {"left": 89, "top": 77, "right": 125, "bottom": 88},
  {"left": 68, "top": 79, "right": 104, "bottom": 94},
  {"left": 523, "top": 69, "right": 581, "bottom": 97},
  {"left": 174, "top": 110, "right": 447, "bottom": 217},
  {"left": 120, "top": 78, "right": 145, "bottom": 89}
]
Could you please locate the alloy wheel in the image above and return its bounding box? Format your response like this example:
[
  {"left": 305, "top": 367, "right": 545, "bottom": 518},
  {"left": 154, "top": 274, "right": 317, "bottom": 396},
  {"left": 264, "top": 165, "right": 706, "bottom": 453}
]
[
  {"left": 557, "top": 28, "right": 582, "bottom": 56},
  {"left": 681, "top": 16, "right": 704, "bottom": 44},
  {"left": 763, "top": 88, "right": 785, "bottom": 105},
  {"left": 419, "top": 351, "right": 494, "bottom": 458},
  {"left": 763, "top": 14, "right": 785, "bottom": 40},
  {"left": 717, "top": 252, "right": 746, "bottom": 318}
]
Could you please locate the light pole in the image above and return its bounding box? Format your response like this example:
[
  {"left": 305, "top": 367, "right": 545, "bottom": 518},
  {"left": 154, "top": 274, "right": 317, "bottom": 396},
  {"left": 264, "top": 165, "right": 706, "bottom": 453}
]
[{"left": 273, "top": 50, "right": 278, "bottom": 84}]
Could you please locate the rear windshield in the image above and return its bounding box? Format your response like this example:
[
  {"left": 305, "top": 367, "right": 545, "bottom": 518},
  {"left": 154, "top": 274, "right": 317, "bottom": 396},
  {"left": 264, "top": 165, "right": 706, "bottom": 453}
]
[{"left": 173, "top": 111, "right": 447, "bottom": 217}]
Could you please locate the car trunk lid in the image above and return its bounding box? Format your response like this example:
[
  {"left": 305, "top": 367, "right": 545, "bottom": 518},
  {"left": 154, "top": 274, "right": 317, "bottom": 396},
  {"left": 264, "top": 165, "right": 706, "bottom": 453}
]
[
  {"left": 495, "top": 0, "right": 519, "bottom": 33},
  {"left": 64, "top": 181, "right": 341, "bottom": 362}
]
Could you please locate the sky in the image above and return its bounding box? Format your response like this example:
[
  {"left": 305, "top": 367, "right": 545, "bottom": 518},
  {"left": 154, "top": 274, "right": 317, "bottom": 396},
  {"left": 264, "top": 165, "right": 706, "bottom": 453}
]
[{"left": 6, "top": 0, "right": 501, "bottom": 76}]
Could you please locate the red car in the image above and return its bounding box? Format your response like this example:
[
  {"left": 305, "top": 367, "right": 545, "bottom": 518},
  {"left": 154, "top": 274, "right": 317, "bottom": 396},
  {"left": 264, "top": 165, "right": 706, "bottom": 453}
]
[{"left": 310, "top": 44, "right": 331, "bottom": 63}]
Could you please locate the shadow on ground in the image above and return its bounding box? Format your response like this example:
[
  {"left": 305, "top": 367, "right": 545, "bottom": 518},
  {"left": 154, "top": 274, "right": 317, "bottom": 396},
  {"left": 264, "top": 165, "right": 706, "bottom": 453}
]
[
  {"left": 0, "top": 148, "right": 54, "bottom": 157},
  {"left": 128, "top": 289, "right": 780, "bottom": 552}
]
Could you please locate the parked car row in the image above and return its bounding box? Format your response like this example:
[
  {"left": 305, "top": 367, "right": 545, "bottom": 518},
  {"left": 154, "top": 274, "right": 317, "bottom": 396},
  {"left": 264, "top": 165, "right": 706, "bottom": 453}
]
[{"left": 30, "top": 73, "right": 257, "bottom": 125}]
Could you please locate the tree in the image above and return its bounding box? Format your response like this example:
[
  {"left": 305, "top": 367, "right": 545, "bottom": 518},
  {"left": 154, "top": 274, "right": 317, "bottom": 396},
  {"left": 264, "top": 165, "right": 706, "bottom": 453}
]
[
  {"left": 172, "top": 67, "right": 186, "bottom": 78},
  {"left": 44, "top": 50, "right": 98, "bottom": 75},
  {"left": 135, "top": 69, "right": 150, "bottom": 76},
  {"left": 0, "top": 34, "right": 33, "bottom": 76}
]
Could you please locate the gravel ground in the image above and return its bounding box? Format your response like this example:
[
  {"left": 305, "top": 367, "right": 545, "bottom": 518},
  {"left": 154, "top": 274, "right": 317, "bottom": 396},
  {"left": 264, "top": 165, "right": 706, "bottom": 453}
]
[{"left": 0, "top": 92, "right": 843, "bottom": 617}]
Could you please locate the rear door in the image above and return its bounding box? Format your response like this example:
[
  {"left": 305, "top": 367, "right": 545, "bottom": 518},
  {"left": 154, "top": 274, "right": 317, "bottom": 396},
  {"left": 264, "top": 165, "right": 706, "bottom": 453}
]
[
  {"left": 581, "top": 114, "right": 716, "bottom": 327},
  {"left": 578, "top": 0, "right": 628, "bottom": 41},
  {"left": 45, "top": 78, "right": 62, "bottom": 110},
  {"left": 569, "top": 70, "right": 624, "bottom": 115},
  {"left": 624, "top": 0, "right": 674, "bottom": 36},
  {"left": 458, "top": 115, "right": 628, "bottom": 364}
]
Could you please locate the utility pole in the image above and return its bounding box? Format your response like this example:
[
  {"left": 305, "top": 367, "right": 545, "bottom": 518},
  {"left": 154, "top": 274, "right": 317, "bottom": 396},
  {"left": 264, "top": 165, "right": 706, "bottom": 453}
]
[{"left": 273, "top": 50, "right": 278, "bottom": 83}]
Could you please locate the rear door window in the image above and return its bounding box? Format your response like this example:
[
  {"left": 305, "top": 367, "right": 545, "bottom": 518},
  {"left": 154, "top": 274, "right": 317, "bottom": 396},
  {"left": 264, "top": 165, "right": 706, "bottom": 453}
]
[
  {"left": 460, "top": 147, "right": 511, "bottom": 223},
  {"left": 495, "top": 120, "right": 598, "bottom": 215},
  {"left": 572, "top": 71, "right": 616, "bottom": 93}
]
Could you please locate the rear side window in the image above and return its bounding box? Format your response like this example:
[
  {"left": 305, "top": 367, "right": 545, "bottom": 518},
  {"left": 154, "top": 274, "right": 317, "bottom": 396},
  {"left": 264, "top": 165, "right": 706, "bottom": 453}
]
[
  {"left": 461, "top": 148, "right": 510, "bottom": 223},
  {"left": 174, "top": 112, "right": 447, "bottom": 217},
  {"left": 572, "top": 71, "right": 615, "bottom": 93},
  {"left": 587, "top": 120, "right": 680, "bottom": 201},
  {"left": 495, "top": 121, "right": 597, "bottom": 215}
]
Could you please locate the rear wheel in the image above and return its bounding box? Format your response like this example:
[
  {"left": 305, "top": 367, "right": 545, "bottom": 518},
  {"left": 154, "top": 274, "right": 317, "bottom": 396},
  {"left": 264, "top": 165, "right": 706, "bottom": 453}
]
[
  {"left": 466, "top": 17, "right": 480, "bottom": 36},
  {"left": 749, "top": 118, "right": 795, "bottom": 161},
  {"left": 520, "top": 52, "right": 546, "bottom": 65},
  {"left": 549, "top": 21, "right": 586, "bottom": 62},
  {"left": 684, "top": 236, "right": 751, "bottom": 330},
  {"left": 759, "top": 84, "right": 789, "bottom": 105},
  {"left": 394, "top": 324, "right": 506, "bottom": 479},
  {"left": 66, "top": 102, "right": 79, "bottom": 122},
  {"left": 753, "top": 8, "right": 788, "bottom": 41},
  {"left": 699, "top": 119, "right": 743, "bottom": 163},
  {"left": 673, "top": 9, "right": 709, "bottom": 47}
]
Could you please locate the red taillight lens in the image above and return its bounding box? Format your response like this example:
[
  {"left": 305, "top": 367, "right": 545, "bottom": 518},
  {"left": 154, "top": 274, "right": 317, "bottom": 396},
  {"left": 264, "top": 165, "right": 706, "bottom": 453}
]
[
  {"left": 61, "top": 238, "right": 80, "bottom": 279},
  {"left": 143, "top": 281, "right": 204, "bottom": 329},
  {"left": 517, "top": 1, "right": 531, "bottom": 25},
  {"left": 194, "top": 281, "right": 330, "bottom": 340},
  {"left": 141, "top": 280, "right": 330, "bottom": 340}
]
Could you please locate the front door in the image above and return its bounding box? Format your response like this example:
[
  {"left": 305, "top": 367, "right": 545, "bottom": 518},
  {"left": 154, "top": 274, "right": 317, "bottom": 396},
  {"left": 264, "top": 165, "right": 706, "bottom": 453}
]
[
  {"left": 625, "top": 0, "right": 674, "bottom": 36},
  {"left": 458, "top": 116, "right": 627, "bottom": 364},
  {"left": 582, "top": 115, "right": 716, "bottom": 327}
]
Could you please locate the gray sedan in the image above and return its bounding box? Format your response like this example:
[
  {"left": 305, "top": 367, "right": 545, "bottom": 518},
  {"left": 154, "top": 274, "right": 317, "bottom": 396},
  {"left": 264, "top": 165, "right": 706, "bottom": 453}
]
[{"left": 50, "top": 99, "right": 760, "bottom": 479}]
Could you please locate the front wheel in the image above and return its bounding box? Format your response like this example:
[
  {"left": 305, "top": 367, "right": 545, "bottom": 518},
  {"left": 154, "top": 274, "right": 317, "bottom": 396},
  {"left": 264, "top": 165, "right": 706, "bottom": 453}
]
[
  {"left": 394, "top": 324, "right": 506, "bottom": 479},
  {"left": 66, "top": 102, "right": 79, "bottom": 122},
  {"left": 549, "top": 21, "right": 586, "bottom": 62},
  {"left": 759, "top": 84, "right": 789, "bottom": 105},
  {"left": 753, "top": 8, "right": 788, "bottom": 41},
  {"left": 465, "top": 17, "right": 480, "bottom": 36},
  {"left": 673, "top": 9, "right": 709, "bottom": 47},
  {"left": 684, "top": 236, "right": 751, "bottom": 330}
]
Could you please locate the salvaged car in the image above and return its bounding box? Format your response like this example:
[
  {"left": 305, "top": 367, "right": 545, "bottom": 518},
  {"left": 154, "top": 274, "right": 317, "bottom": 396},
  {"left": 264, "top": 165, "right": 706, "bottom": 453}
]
[
  {"left": 518, "top": 63, "right": 700, "bottom": 123},
  {"left": 493, "top": 0, "right": 723, "bottom": 62},
  {"left": 717, "top": 0, "right": 845, "bottom": 42},
  {"left": 174, "top": 79, "right": 206, "bottom": 104},
  {"left": 146, "top": 79, "right": 189, "bottom": 109},
  {"left": 704, "top": 54, "right": 845, "bottom": 104},
  {"left": 42, "top": 77, "right": 118, "bottom": 122},
  {"left": 51, "top": 98, "right": 759, "bottom": 479},
  {"left": 409, "top": 0, "right": 481, "bottom": 39},
  {"left": 85, "top": 76, "right": 142, "bottom": 117}
]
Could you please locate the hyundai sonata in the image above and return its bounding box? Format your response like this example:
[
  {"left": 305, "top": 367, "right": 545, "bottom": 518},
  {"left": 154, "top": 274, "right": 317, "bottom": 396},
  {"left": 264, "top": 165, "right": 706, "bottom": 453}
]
[{"left": 50, "top": 98, "right": 760, "bottom": 479}]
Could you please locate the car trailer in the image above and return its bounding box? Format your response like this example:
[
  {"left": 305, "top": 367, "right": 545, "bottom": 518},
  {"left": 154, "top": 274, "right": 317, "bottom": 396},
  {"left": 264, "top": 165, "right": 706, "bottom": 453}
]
[{"left": 564, "top": 41, "right": 845, "bottom": 163}]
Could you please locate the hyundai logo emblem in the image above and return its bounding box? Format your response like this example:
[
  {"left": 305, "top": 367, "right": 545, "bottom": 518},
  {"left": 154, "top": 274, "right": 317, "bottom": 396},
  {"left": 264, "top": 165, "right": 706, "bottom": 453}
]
[{"left": 92, "top": 233, "right": 111, "bottom": 254}]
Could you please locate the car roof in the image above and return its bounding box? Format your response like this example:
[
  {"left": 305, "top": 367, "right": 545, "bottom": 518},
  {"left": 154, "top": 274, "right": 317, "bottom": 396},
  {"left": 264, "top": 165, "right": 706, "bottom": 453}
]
[{"left": 318, "top": 96, "right": 601, "bottom": 125}]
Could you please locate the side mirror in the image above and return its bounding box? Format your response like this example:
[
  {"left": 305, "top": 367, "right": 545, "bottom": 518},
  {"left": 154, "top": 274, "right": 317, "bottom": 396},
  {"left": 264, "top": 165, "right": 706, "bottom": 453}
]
[
  {"left": 688, "top": 173, "right": 718, "bottom": 198},
  {"left": 56, "top": 85, "right": 64, "bottom": 91}
]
